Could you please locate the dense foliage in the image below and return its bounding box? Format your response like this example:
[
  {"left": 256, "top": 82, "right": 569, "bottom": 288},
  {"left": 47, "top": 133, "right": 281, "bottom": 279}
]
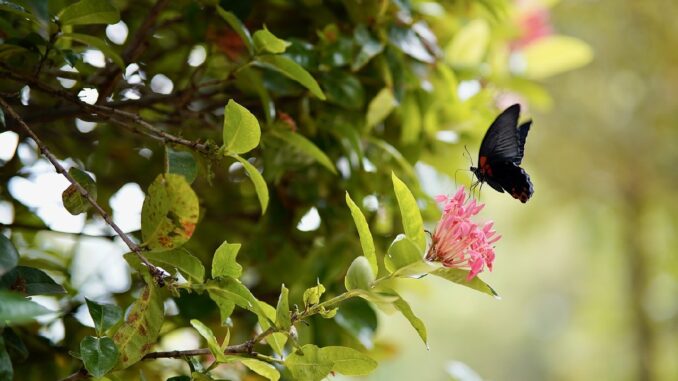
[{"left": 0, "top": 0, "right": 590, "bottom": 380}]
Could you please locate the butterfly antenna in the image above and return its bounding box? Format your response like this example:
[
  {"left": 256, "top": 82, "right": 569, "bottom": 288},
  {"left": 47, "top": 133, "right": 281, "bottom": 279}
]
[
  {"left": 453, "top": 168, "right": 466, "bottom": 188},
  {"left": 463, "top": 145, "right": 474, "bottom": 167}
]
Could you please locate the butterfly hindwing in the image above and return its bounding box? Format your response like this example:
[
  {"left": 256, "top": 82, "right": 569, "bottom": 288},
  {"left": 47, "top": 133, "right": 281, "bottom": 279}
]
[{"left": 486, "top": 160, "right": 534, "bottom": 203}]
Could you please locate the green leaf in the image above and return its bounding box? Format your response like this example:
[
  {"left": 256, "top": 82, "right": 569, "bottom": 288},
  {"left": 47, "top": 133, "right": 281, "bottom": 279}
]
[
  {"left": 0, "top": 235, "right": 19, "bottom": 277},
  {"left": 0, "top": 266, "right": 66, "bottom": 295},
  {"left": 388, "top": 26, "right": 435, "bottom": 63},
  {"left": 385, "top": 235, "right": 422, "bottom": 273},
  {"left": 344, "top": 256, "right": 375, "bottom": 291},
  {"left": 334, "top": 298, "right": 377, "bottom": 348},
  {"left": 242, "top": 358, "right": 280, "bottom": 381},
  {"left": 216, "top": 6, "right": 254, "bottom": 54},
  {"left": 367, "top": 138, "right": 417, "bottom": 180},
  {"left": 124, "top": 249, "right": 205, "bottom": 283},
  {"left": 222, "top": 100, "right": 261, "bottom": 155},
  {"left": 205, "top": 278, "right": 267, "bottom": 323},
  {"left": 166, "top": 376, "right": 191, "bottom": 381},
  {"left": 352, "top": 25, "right": 384, "bottom": 71},
  {"left": 212, "top": 241, "right": 243, "bottom": 279},
  {"left": 400, "top": 93, "right": 421, "bottom": 144},
  {"left": 235, "top": 67, "right": 275, "bottom": 124},
  {"left": 141, "top": 174, "right": 199, "bottom": 251},
  {"left": 0, "top": 336, "right": 12, "bottom": 381},
  {"left": 112, "top": 284, "right": 164, "bottom": 368},
  {"left": 391, "top": 172, "right": 426, "bottom": 252},
  {"left": 80, "top": 336, "right": 118, "bottom": 378},
  {"left": 2, "top": 328, "right": 28, "bottom": 362},
  {"left": 302, "top": 283, "right": 325, "bottom": 307},
  {"left": 275, "top": 284, "right": 291, "bottom": 330},
  {"left": 58, "top": 33, "right": 124, "bottom": 69},
  {"left": 58, "top": 0, "right": 120, "bottom": 26},
  {"left": 231, "top": 154, "right": 269, "bottom": 215},
  {"left": 0, "top": 1, "right": 35, "bottom": 22},
  {"left": 431, "top": 268, "right": 499, "bottom": 297},
  {"left": 388, "top": 290, "right": 427, "bottom": 346},
  {"left": 318, "top": 346, "right": 377, "bottom": 376},
  {"left": 253, "top": 26, "right": 291, "bottom": 54},
  {"left": 445, "top": 19, "right": 490, "bottom": 68},
  {"left": 345, "top": 192, "right": 377, "bottom": 275},
  {"left": 190, "top": 319, "right": 229, "bottom": 362},
  {"left": 258, "top": 302, "right": 288, "bottom": 355},
  {"left": 166, "top": 147, "right": 197, "bottom": 183},
  {"left": 255, "top": 55, "right": 326, "bottom": 99},
  {"left": 0, "top": 290, "right": 53, "bottom": 325},
  {"left": 285, "top": 344, "right": 333, "bottom": 381},
  {"left": 366, "top": 88, "right": 398, "bottom": 130},
  {"left": 522, "top": 35, "right": 594, "bottom": 80},
  {"left": 86, "top": 299, "right": 123, "bottom": 336},
  {"left": 61, "top": 167, "right": 96, "bottom": 215},
  {"left": 219, "top": 326, "right": 230, "bottom": 352},
  {"left": 320, "top": 71, "right": 364, "bottom": 110},
  {"left": 271, "top": 128, "right": 336, "bottom": 174}
]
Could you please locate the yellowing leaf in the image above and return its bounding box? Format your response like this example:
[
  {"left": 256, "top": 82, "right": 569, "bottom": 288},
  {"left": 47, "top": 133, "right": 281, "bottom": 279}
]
[
  {"left": 366, "top": 88, "right": 397, "bottom": 130},
  {"left": 62, "top": 167, "right": 96, "bottom": 215},
  {"left": 445, "top": 19, "right": 490, "bottom": 68},
  {"left": 112, "top": 284, "right": 164, "bottom": 368},
  {"left": 521, "top": 35, "right": 593, "bottom": 80},
  {"left": 141, "top": 174, "right": 199, "bottom": 251}
]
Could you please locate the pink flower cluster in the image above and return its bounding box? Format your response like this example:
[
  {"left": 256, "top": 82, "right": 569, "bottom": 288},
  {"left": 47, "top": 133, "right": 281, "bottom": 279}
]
[{"left": 426, "top": 188, "right": 501, "bottom": 280}]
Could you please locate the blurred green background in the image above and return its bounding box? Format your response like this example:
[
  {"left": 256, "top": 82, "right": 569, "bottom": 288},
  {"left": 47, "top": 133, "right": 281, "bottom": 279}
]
[
  {"left": 2, "top": 0, "right": 676, "bottom": 379},
  {"left": 369, "top": 1, "right": 678, "bottom": 380}
]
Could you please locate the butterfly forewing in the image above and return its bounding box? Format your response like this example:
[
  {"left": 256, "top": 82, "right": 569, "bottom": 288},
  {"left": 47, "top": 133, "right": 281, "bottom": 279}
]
[
  {"left": 515, "top": 121, "right": 531, "bottom": 165},
  {"left": 478, "top": 104, "right": 522, "bottom": 161}
]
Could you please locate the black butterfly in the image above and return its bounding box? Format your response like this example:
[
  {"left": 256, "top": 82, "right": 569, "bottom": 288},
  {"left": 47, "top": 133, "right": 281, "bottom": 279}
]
[{"left": 470, "top": 104, "right": 534, "bottom": 203}]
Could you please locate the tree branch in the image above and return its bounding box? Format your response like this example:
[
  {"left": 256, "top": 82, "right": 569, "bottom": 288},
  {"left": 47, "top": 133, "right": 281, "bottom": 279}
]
[
  {"left": 0, "top": 97, "right": 165, "bottom": 285},
  {"left": 0, "top": 67, "right": 213, "bottom": 155},
  {"left": 0, "top": 222, "right": 119, "bottom": 240},
  {"left": 96, "top": 0, "right": 172, "bottom": 100}
]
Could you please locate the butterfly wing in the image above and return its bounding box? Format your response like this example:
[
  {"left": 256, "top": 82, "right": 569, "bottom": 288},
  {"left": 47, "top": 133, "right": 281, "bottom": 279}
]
[
  {"left": 515, "top": 121, "right": 532, "bottom": 165},
  {"left": 485, "top": 160, "right": 534, "bottom": 203},
  {"left": 478, "top": 104, "right": 522, "bottom": 162}
]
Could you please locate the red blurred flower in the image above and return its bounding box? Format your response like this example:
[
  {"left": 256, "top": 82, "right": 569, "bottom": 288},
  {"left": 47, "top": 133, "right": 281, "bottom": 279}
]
[
  {"left": 512, "top": 2, "right": 553, "bottom": 49},
  {"left": 426, "top": 188, "right": 500, "bottom": 280}
]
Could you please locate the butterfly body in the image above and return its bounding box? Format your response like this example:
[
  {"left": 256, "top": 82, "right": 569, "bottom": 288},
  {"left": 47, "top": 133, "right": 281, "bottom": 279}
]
[{"left": 470, "top": 104, "right": 534, "bottom": 203}]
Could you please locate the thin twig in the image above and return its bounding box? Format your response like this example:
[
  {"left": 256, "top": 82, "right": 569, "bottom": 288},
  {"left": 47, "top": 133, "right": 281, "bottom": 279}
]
[
  {"left": 0, "top": 222, "right": 119, "bottom": 240},
  {"left": 96, "top": 0, "right": 172, "bottom": 100},
  {"left": 58, "top": 368, "right": 88, "bottom": 381},
  {"left": 0, "top": 98, "right": 164, "bottom": 285},
  {"left": 1, "top": 68, "right": 212, "bottom": 154}
]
